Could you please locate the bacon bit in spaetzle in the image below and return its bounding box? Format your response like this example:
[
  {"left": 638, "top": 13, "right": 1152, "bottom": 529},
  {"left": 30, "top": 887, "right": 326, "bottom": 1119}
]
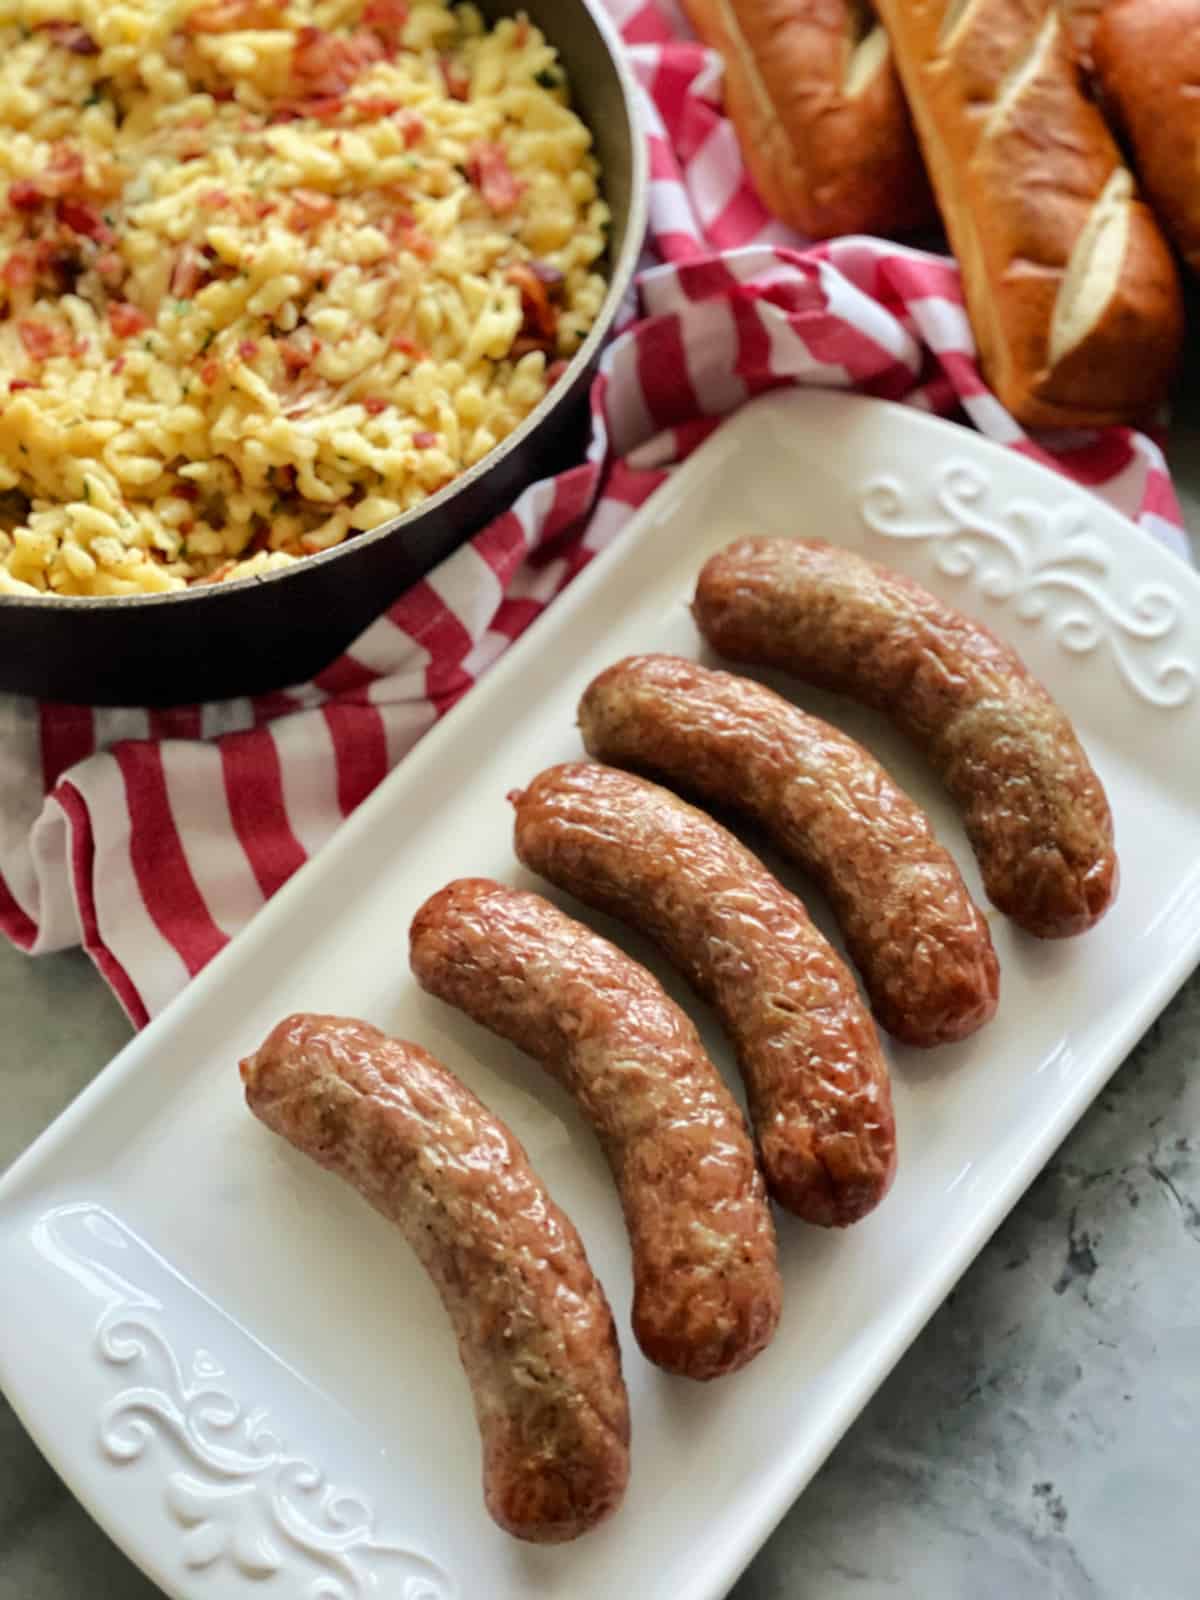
[
  {"left": 280, "top": 336, "right": 321, "bottom": 375},
  {"left": 507, "top": 261, "right": 561, "bottom": 345},
  {"left": 36, "top": 21, "right": 99, "bottom": 54},
  {"left": 170, "top": 246, "right": 209, "bottom": 298},
  {"left": 18, "top": 321, "right": 58, "bottom": 359},
  {"left": 8, "top": 183, "right": 43, "bottom": 213},
  {"left": 2, "top": 250, "right": 34, "bottom": 287},
  {"left": 439, "top": 56, "right": 470, "bottom": 100},
  {"left": 291, "top": 25, "right": 383, "bottom": 98},
  {"left": 467, "top": 143, "right": 524, "bottom": 215},
  {"left": 398, "top": 110, "right": 424, "bottom": 146},
  {"left": 363, "top": 0, "right": 409, "bottom": 49},
  {"left": 44, "top": 146, "right": 86, "bottom": 196},
  {"left": 57, "top": 199, "right": 112, "bottom": 244},
  {"left": 185, "top": 0, "right": 286, "bottom": 33},
  {"left": 109, "top": 302, "right": 151, "bottom": 337},
  {"left": 288, "top": 189, "right": 337, "bottom": 229}
]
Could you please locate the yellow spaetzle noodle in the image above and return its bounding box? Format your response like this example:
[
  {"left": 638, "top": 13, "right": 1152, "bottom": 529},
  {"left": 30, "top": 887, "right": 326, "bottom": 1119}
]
[{"left": 0, "top": 0, "right": 610, "bottom": 595}]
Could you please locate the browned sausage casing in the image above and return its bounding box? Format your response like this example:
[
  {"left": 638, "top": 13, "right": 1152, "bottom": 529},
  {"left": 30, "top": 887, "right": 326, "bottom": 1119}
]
[
  {"left": 410, "top": 878, "right": 782, "bottom": 1380},
  {"left": 511, "top": 763, "right": 897, "bottom": 1227},
  {"left": 240, "top": 1013, "right": 630, "bottom": 1544},
  {"left": 579, "top": 654, "right": 1000, "bottom": 1048},
  {"left": 693, "top": 539, "right": 1118, "bottom": 939}
]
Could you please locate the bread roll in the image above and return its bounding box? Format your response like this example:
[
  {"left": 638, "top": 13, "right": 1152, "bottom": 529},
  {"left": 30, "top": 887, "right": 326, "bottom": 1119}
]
[
  {"left": 1059, "top": 0, "right": 1107, "bottom": 69},
  {"left": 1093, "top": 0, "right": 1200, "bottom": 277},
  {"left": 680, "top": 0, "right": 934, "bottom": 239},
  {"left": 873, "top": 0, "right": 1184, "bottom": 427}
]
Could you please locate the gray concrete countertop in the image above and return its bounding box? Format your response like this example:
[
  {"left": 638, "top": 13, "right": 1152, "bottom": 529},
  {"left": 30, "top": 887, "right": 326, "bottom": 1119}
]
[{"left": 3, "top": 409, "right": 1199, "bottom": 1600}]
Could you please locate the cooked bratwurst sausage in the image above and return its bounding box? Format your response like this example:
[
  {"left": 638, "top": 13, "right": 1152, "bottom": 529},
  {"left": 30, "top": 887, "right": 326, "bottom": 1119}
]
[
  {"left": 240, "top": 1013, "right": 630, "bottom": 1543},
  {"left": 579, "top": 654, "right": 1000, "bottom": 1047},
  {"left": 511, "top": 763, "right": 897, "bottom": 1227},
  {"left": 693, "top": 538, "right": 1117, "bottom": 939},
  {"left": 410, "top": 879, "right": 782, "bottom": 1380}
]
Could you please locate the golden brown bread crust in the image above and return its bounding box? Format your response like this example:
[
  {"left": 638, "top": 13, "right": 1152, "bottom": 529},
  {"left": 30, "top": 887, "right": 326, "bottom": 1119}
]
[
  {"left": 1093, "top": 0, "right": 1200, "bottom": 278},
  {"left": 680, "top": 0, "right": 934, "bottom": 238},
  {"left": 410, "top": 878, "right": 782, "bottom": 1380},
  {"left": 873, "top": 0, "right": 1183, "bottom": 426},
  {"left": 240, "top": 1014, "right": 630, "bottom": 1544},
  {"left": 579, "top": 653, "right": 999, "bottom": 1048},
  {"left": 1060, "top": 0, "right": 1108, "bottom": 70},
  {"left": 693, "top": 538, "right": 1118, "bottom": 939},
  {"left": 511, "top": 762, "right": 897, "bottom": 1227}
]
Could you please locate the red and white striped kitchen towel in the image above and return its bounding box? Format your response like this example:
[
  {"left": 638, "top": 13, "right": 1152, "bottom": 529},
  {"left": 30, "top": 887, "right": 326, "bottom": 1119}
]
[{"left": 1, "top": 0, "right": 1191, "bottom": 1027}]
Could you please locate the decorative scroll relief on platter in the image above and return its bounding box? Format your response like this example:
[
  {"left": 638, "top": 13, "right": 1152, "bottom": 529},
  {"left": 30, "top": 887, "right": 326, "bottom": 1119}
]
[
  {"left": 859, "top": 459, "right": 1197, "bottom": 710},
  {"left": 33, "top": 1204, "right": 454, "bottom": 1600}
]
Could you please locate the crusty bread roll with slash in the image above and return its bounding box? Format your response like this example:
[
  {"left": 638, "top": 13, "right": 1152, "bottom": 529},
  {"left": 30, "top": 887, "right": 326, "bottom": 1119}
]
[
  {"left": 1093, "top": 0, "right": 1200, "bottom": 279},
  {"left": 873, "top": 0, "right": 1184, "bottom": 427},
  {"left": 679, "top": 0, "right": 935, "bottom": 238}
]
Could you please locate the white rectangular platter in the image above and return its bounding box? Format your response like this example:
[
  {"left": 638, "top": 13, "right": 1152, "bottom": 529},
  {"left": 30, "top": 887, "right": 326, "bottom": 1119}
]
[{"left": 3, "top": 389, "right": 1200, "bottom": 1600}]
